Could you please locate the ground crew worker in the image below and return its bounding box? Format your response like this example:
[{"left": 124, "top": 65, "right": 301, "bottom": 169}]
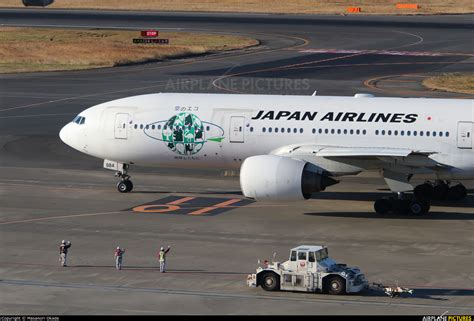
[
  {"left": 114, "top": 246, "right": 125, "bottom": 270},
  {"left": 59, "top": 240, "right": 71, "bottom": 267},
  {"left": 158, "top": 246, "right": 171, "bottom": 273}
]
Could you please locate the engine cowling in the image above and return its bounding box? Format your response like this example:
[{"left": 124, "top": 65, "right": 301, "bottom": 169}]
[{"left": 240, "top": 155, "right": 338, "bottom": 201}]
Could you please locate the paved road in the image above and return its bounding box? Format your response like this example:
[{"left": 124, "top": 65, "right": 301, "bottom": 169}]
[{"left": 0, "top": 9, "right": 473, "bottom": 315}]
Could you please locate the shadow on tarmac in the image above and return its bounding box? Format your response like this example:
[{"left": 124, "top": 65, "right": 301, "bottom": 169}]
[
  {"left": 304, "top": 211, "right": 474, "bottom": 220},
  {"left": 367, "top": 287, "right": 474, "bottom": 301},
  {"left": 132, "top": 190, "right": 244, "bottom": 196},
  {"left": 310, "top": 191, "right": 474, "bottom": 208},
  {"left": 68, "top": 265, "right": 248, "bottom": 275}
]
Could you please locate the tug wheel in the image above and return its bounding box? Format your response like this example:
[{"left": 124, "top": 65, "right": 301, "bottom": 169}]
[
  {"left": 327, "top": 276, "right": 346, "bottom": 295},
  {"left": 260, "top": 272, "right": 280, "bottom": 291}
]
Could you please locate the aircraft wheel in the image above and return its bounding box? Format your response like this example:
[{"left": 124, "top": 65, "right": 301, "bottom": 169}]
[
  {"left": 374, "top": 199, "right": 391, "bottom": 214},
  {"left": 447, "top": 184, "right": 467, "bottom": 201},
  {"left": 125, "top": 180, "right": 133, "bottom": 192},
  {"left": 117, "top": 180, "right": 133, "bottom": 193},
  {"left": 432, "top": 183, "right": 449, "bottom": 200},
  {"left": 408, "top": 200, "right": 428, "bottom": 215},
  {"left": 414, "top": 183, "right": 433, "bottom": 200}
]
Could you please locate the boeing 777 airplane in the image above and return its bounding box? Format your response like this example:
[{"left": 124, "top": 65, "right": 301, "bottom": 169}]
[{"left": 59, "top": 93, "right": 474, "bottom": 215}]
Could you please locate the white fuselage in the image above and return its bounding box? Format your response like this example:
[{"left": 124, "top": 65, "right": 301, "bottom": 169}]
[{"left": 59, "top": 93, "right": 474, "bottom": 180}]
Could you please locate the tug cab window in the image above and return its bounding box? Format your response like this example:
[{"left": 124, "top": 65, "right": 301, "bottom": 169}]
[
  {"left": 290, "top": 250, "right": 297, "bottom": 261},
  {"left": 298, "top": 251, "right": 307, "bottom": 260},
  {"left": 318, "top": 248, "right": 328, "bottom": 261},
  {"left": 309, "top": 252, "right": 315, "bottom": 262}
]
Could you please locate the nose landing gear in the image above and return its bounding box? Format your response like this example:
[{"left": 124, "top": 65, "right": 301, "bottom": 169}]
[{"left": 115, "top": 164, "right": 133, "bottom": 193}]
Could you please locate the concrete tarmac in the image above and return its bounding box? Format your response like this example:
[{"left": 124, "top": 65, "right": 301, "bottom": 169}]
[{"left": 0, "top": 9, "right": 473, "bottom": 315}]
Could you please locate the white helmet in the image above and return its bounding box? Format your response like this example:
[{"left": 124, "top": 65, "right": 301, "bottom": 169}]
[
  {"left": 160, "top": 247, "right": 164, "bottom": 250},
  {"left": 117, "top": 246, "right": 120, "bottom": 250},
  {"left": 61, "top": 240, "right": 65, "bottom": 244}
]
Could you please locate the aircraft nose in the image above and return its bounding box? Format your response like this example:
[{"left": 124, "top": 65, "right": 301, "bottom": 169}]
[{"left": 59, "top": 123, "right": 74, "bottom": 147}]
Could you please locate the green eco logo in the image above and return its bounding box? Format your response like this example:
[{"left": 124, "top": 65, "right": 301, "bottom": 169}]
[{"left": 144, "top": 112, "right": 225, "bottom": 156}]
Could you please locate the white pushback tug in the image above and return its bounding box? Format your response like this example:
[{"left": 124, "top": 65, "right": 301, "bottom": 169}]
[{"left": 247, "top": 245, "right": 368, "bottom": 294}]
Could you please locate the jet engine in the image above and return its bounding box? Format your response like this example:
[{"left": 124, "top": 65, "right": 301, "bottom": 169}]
[{"left": 240, "top": 155, "right": 338, "bottom": 201}]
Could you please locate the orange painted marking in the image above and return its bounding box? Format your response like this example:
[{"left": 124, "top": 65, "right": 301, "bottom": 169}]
[
  {"left": 188, "top": 199, "right": 242, "bottom": 215},
  {"left": 133, "top": 204, "right": 180, "bottom": 213},
  {"left": 396, "top": 3, "right": 419, "bottom": 9},
  {"left": 166, "top": 197, "right": 196, "bottom": 205},
  {"left": 346, "top": 7, "right": 361, "bottom": 13}
]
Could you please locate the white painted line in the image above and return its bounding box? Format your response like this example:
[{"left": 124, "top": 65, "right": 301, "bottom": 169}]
[
  {"left": 298, "top": 49, "right": 444, "bottom": 57},
  {"left": 0, "top": 23, "right": 183, "bottom": 30}
]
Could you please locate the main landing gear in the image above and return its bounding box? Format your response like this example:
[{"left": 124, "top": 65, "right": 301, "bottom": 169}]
[
  {"left": 414, "top": 180, "right": 467, "bottom": 201},
  {"left": 374, "top": 181, "right": 467, "bottom": 215},
  {"left": 115, "top": 164, "right": 133, "bottom": 193},
  {"left": 374, "top": 193, "right": 430, "bottom": 215}
]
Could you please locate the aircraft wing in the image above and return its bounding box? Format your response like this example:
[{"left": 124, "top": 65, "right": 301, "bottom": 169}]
[
  {"left": 271, "top": 144, "right": 447, "bottom": 169},
  {"left": 307, "top": 146, "right": 432, "bottom": 158},
  {"left": 273, "top": 144, "right": 436, "bottom": 157}
]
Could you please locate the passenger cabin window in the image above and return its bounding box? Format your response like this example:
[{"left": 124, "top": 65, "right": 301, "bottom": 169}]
[
  {"left": 290, "top": 250, "right": 297, "bottom": 261},
  {"left": 309, "top": 252, "right": 315, "bottom": 262}
]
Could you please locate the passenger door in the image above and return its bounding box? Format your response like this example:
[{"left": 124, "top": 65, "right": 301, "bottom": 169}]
[
  {"left": 115, "top": 113, "right": 130, "bottom": 139},
  {"left": 457, "top": 122, "right": 473, "bottom": 149},
  {"left": 229, "top": 116, "right": 245, "bottom": 143}
]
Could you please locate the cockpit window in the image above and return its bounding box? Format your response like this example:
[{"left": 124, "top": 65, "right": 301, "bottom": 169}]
[{"left": 72, "top": 116, "right": 86, "bottom": 125}]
